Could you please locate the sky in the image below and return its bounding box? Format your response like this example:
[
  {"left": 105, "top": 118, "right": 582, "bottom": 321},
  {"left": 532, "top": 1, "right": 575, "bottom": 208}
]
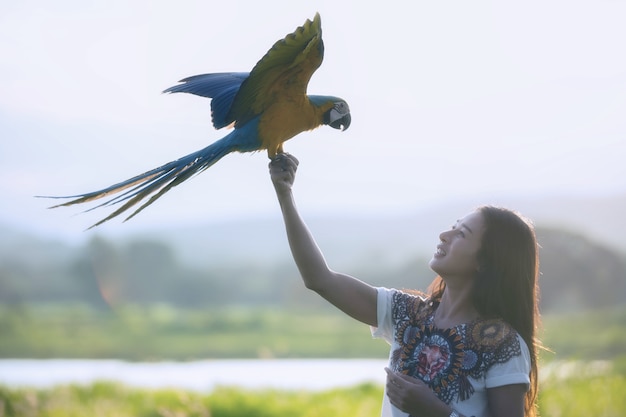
[{"left": 1, "top": 0, "right": 625, "bottom": 242}]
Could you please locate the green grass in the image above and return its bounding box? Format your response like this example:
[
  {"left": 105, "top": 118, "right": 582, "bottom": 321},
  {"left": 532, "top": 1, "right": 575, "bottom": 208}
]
[
  {"left": 1, "top": 373, "right": 626, "bottom": 417},
  {"left": 0, "top": 382, "right": 383, "bottom": 417},
  {"left": 3, "top": 304, "right": 626, "bottom": 361},
  {"left": 539, "top": 373, "right": 626, "bottom": 417},
  {"left": 0, "top": 304, "right": 389, "bottom": 360},
  {"left": 3, "top": 304, "right": 626, "bottom": 415},
  {"left": 540, "top": 306, "right": 626, "bottom": 361}
]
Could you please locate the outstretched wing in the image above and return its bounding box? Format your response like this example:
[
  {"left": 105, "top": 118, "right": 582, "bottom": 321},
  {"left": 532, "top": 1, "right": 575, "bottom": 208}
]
[
  {"left": 163, "top": 72, "right": 249, "bottom": 129},
  {"left": 229, "top": 12, "right": 324, "bottom": 127}
]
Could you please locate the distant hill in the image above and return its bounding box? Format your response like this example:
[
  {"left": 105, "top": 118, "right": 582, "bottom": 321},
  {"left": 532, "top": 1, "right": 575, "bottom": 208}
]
[
  {"left": 131, "top": 192, "right": 626, "bottom": 268},
  {"left": 1, "top": 192, "right": 625, "bottom": 313},
  {"left": 2, "top": 192, "right": 624, "bottom": 269}
]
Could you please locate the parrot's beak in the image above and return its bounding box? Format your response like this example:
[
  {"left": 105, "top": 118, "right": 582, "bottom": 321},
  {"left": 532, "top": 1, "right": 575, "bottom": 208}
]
[{"left": 329, "top": 113, "right": 351, "bottom": 131}]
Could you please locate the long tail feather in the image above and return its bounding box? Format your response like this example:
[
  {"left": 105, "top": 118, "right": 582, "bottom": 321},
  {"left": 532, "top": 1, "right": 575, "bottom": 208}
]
[{"left": 40, "top": 138, "right": 235, "bottom": 229}]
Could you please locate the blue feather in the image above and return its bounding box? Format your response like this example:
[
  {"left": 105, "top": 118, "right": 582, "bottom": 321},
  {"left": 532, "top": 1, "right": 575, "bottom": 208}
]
[
  {"left": 45, "top": 119, "right": 262, "bottom": 229},
  {"left": 163, "top": 72, "right": 249, "bottom": 129}
]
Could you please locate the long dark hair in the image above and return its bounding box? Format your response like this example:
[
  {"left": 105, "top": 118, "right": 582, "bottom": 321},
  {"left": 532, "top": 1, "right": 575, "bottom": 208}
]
[{"left": 428, "top": 205, "right": 540, "bottom": 417}]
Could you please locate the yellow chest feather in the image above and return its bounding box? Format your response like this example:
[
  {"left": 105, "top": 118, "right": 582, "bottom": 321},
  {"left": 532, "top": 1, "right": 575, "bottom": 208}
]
[{"left": 258, "top": 99, "right": 324, "bottom": 157}]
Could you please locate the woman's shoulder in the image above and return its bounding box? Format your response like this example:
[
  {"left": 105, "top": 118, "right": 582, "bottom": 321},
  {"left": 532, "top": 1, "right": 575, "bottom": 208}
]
[
  {"left": 387, "top": 288, "right": 430, "bottom": 306},
  {"left": 386, "top": 288, "right": 434, "bottom": 322},
  {"left": 464, "top": 317, "right": 525, "bottom": 359}
]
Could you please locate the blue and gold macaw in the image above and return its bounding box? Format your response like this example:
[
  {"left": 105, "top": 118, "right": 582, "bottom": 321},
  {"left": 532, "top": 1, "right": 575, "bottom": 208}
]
[{"left": 47, "top": 13, "right": 350, "bottom": 228}]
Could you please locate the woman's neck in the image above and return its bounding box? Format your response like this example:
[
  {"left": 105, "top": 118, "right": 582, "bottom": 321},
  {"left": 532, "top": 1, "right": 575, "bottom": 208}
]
[{"left": 433, "top": 284, "right": 480, "bottom": 329}]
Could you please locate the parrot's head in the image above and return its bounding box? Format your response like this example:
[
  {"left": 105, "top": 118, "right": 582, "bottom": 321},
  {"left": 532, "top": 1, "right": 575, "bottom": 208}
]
[
  {"left": 310, "top": 96, "right": 351, "bottom": 131},
  {"left": 325, "top": 100, "right": 351, "bottom": 131}
]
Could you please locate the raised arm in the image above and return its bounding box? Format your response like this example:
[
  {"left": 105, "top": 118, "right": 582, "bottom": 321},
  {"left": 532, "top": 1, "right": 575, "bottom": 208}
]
[{"left": 269, "top": 153, "right": 378, "bottom": 326}]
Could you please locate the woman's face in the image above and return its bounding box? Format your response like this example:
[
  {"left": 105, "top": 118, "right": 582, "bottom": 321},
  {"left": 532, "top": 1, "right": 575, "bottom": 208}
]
[{"left": 429, "top": 210, "right": 486, "bottom": 279}]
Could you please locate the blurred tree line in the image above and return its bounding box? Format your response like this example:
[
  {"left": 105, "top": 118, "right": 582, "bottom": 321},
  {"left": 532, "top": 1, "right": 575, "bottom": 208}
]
[{"left": 1, "top": 226, "right": 625, "bottom": 313}]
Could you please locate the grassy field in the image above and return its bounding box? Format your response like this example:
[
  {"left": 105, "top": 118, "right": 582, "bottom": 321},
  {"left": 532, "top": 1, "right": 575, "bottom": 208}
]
[
  {"left": 1, "top": 304, "right": 626, "bottom": 416},
  {"left": 2, "top": 304, "right": 626, "bottom": 361},
  {"left": 540, "top": 373, "right": 626, "bottom": 417},
  {"left": 1, "top": 373, "right": 625, "bottom": 417},
  {"left": 0, "top": 304, "right": 389, "bottom": 359},
  {"left": 0, "top": 383, "right": 383, "bottom": 417}
]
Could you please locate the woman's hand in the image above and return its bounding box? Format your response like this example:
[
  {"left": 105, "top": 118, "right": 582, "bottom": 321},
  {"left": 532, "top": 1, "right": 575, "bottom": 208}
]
[
  {"left": 385, "top": 367, "right": 454, "bottom": 417},
  {"left": 269, "top": 153, "right": 299, "bottom": 195}
]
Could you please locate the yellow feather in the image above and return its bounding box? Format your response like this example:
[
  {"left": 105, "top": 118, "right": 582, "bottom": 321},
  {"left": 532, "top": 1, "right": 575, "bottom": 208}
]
[{"left": 230, "top": 13, "right": 324, "bottom": 126}]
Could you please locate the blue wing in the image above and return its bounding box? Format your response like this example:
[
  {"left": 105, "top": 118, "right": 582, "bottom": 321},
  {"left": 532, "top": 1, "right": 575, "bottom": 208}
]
[{"left": 163, "top": 72, "right": 249, "bottom": 129}]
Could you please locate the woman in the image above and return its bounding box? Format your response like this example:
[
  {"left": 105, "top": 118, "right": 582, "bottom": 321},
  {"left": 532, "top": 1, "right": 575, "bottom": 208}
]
[{"left": 269, "top": 153, "right": 540, "bottom": 417}]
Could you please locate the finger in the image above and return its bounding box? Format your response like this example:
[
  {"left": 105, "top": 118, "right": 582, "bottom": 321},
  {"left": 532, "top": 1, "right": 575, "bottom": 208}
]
[
  {"left": 280, "top": 160, "right": 298, "bottom": 175},
  {"left": 268, "top": 161, "right": 283, "bottom": 174},
  {"left": 268, "top": 158, "right": 279, "bottom": 170},
  {"left": 396, "top": 373, "right": 414, "bottom": 382},
  {"left": 276, "top": 152, "right": 299, "bottom": 166},
  {"left": 384, "top": 367, "right": 399, "bottom": 383},
  {"left": 385, "top": 371, "right": 401, "bottom": 391},
  {"left": 270, "top": 153, "right": 297, "bottom": 170},
  {"left": 271, "top": 152, "right": 290, "bottom": 162},
  {"left": 269, "top": 159, "right": 290, "bottom": 174}
]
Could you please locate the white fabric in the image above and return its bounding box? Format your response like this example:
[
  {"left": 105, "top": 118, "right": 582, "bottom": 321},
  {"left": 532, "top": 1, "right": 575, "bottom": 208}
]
[{"left": 372, "top": 287, "right": 530, "bottom": 417}]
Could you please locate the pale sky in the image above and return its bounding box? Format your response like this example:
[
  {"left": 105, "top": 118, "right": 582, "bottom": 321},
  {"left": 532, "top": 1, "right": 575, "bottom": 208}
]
[{"left": 1, "top": 0, "right": 625, "bottom": 242}]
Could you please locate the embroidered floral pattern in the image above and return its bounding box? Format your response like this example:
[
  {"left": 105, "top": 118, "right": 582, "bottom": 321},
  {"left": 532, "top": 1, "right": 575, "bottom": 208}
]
[{"left": 389, "top": 291, "right": 522, "bottom": 404}]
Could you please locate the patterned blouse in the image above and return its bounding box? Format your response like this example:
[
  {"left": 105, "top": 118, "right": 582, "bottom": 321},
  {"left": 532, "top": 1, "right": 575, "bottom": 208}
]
[{"left": 372, "top": 287, "right": 530, "bottom": 417}]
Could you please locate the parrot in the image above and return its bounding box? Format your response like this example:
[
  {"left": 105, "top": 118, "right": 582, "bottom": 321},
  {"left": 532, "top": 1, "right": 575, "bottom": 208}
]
[{"left": 44, "top": 12, "right": 351, "bottom": 229}]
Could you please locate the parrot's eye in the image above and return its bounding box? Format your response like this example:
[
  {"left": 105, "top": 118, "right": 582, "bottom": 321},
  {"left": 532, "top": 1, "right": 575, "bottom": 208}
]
[{"left": 335, "top": 102, "right": 349, "bottom": 114}]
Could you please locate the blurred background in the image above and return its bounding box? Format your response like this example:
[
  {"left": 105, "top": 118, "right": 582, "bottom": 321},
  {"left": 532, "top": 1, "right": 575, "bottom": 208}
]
[{"left": 1, "top": 1, "right": 625, "bottom": 416}]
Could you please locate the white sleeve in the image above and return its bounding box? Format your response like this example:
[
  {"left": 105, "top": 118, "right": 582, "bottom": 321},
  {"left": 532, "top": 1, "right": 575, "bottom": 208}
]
[
  {"left": 485, "top": 334, "right": 531, "bottom": 390},
  {"left": 370, "top": 287, "right": 395, "bottom": 344}
]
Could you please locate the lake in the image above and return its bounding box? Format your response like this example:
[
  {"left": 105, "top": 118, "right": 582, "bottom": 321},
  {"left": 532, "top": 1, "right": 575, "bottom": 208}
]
[
  {"left": 0, "top": 358, "right": 610, "bottom": 392},
  {"left": 0, "top": 359, "right": 389, "bottom": 392}
]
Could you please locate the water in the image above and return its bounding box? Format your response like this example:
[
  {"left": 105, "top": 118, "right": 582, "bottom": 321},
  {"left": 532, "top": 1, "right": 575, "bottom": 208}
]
[
  {"left": 0, "top": 359, "right": 389, "bottom": 392},
  {"left": 1, "top": 358, "right": 606, "bottom": 392}
]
